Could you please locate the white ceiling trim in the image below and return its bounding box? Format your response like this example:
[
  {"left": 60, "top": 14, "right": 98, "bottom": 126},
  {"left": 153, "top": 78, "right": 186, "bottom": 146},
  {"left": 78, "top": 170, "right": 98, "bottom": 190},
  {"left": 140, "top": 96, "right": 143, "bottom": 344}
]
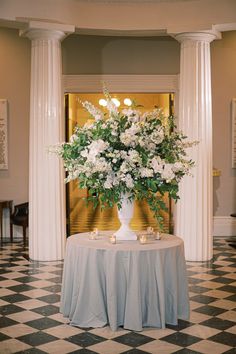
[{"left": 63, "top": 74, "right": 179, "bottom": 93}]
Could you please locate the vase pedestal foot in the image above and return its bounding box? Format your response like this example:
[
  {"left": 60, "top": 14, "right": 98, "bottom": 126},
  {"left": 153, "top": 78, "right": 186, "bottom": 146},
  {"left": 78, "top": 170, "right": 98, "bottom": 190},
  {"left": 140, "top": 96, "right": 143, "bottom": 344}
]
[{"left": 114, "top": 226, "right": 137, "bottom": 241}]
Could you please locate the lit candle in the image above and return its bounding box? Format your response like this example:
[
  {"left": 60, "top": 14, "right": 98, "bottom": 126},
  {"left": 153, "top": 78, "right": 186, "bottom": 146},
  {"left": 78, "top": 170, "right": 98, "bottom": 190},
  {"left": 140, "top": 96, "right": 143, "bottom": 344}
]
[
  {"left": 89, "top": 228, "right": 99, "bottom": 240},
  {"left": 147, "top": 227, "right": 154, "bottom": 234},
  {"left": 89, "top": 231, "right": 96, "bottom": 240},
  {"left": 93, "top": 228, "right": 98, "bottom": 235},
  {"left": 110, "top": 235, "right": 116, "bottom": 244},
  {"left": 139, "top": 235, "right": 147, "bottom": 244},
  {"left": 156, "top": 232, "right": 161, "bottom": 240}
]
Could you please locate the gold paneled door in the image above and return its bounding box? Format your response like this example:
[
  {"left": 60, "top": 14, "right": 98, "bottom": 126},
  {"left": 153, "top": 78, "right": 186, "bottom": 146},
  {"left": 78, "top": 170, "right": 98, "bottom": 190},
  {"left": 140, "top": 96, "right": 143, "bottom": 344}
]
[{"left": 65, "top": 93, "right": 174, "bottom": 236}]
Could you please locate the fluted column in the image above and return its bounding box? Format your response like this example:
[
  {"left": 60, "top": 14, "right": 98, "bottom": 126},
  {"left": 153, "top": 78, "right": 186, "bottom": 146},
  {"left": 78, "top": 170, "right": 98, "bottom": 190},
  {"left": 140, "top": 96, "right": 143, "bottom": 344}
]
[
  {"left": 175, "top": 31, "right": 220, "bottom": 261},
  {"left": 21, "top": 22, "right": 74, "bottom": 261}
]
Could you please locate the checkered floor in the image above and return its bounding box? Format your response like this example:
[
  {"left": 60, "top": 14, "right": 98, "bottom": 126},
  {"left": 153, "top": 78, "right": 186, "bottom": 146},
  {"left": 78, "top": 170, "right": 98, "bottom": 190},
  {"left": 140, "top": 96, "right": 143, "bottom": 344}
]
[{"left": 0, "top": 238, "right": 235, "bottom": 354}]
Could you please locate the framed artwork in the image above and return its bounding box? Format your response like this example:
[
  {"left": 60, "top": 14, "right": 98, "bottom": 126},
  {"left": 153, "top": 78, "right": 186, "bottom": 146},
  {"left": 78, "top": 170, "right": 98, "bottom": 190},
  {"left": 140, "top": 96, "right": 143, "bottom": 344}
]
[
  {"left": 0, "top": 99, "right": 8, "bottom": 170},
  {"left": 232, "top": 99, "right": 236, "bottom": 168}
]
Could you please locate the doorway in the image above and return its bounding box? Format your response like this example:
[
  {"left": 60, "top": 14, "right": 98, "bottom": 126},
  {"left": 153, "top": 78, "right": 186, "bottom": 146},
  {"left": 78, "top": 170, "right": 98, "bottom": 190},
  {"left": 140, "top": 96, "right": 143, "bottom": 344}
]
[{"left": 65, "top": 92, "right": 174, "bottom": 236}]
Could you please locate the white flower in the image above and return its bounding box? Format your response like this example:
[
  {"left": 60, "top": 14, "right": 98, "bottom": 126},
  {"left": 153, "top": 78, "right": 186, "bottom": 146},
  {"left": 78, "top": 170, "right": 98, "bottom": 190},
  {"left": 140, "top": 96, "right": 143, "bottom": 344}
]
[
  {"left": 54, "top": 90, "right": 195, "bottom": 218},
  {"left": 89, "top": 139, "right": 108, "bottom": 153},
  {"left": 104, "top": 178, "right": 113, "bottom": 189},
  {"left": 151, "top": 157, "right": 164, "bottom": 173},
  {"left": 69, "top": 134, "right": 77, "bottom": 143},
  {"left": 161, "top": 164, "right": 175, "bottom": 182},
  {"left": 81, "top": 149, "right": 89, "bottom": 158},
  {"left": 85, "top": 139, "right": 109, "bottom": 162},
  {"left": 122, "top": 108, "right": 134, "bottom": 117},
  {"left": 106, "top": 99, "right": 118, "bottom": 115},
  {"left": 120, "top": 125, "right": 140, "bottom": 147},
  {"left": 93, "top": 158, "right": 111, "bottom": 173},
  {"left": 150, "top": 127, "right": 164, "bottom": 144},
  {"left": 124, "top": 174, "right": 134, "bottom": 188},
  {"left": 140, "top": 168, "right": 154, "bottom": 178},
  {"left": 128, "top": 150, "right": 141, "bottom": 164},
  {"left": 138, "top": 138, "right": 145, "bottom": 147},
  {"left": 172, "top": 161, "right": 184, "bottom": 172},
  {"left": 120, "top": 162, "right": 130, "bottom": 174},
  {"left": 122, "top": 108, "right": 141, "bottom": 122},
  {"left": 119, "top": 173, "right": 134, "bottom": 188},
  {"left": 146, "top": 142, "right": 156, "bottom": 151},
  {"left": 82, "top": 101, "right": 104, "bottom": 121}
]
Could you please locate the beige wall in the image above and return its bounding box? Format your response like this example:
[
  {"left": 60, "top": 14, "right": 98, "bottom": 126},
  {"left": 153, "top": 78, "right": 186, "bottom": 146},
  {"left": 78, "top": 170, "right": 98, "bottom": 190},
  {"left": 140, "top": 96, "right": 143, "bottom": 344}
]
[
  {"left": 63, "top": 32, "right": 235, "bottom": 217},
  {"left": 0, "top": 28, "right": 30, "bottom": 205},
  {"left": 62, "top": 35, "right": 180, "bottom": 75},
  {"left": 0, "top": 28, "right": 235, "bottom": 217},
  {"left": 211, "top": 31, "right": 236, "bottom": 216},
  {"left": 1, "top": 0, "right": 236, "bottom": 35}
]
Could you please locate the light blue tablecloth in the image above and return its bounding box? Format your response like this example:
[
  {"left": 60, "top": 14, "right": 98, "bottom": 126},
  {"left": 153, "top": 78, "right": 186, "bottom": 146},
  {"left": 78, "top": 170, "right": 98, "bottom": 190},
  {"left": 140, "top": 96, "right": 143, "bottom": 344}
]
[{"left": 60, "top": 232, "right": 189, "bottom": 331}]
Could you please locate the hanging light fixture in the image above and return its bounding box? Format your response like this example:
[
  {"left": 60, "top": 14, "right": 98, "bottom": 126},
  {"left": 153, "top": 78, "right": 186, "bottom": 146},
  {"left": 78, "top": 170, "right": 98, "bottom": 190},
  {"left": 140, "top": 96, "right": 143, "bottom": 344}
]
[
  {"left": 99, "top": 98, "right": 107, "bottom": 107},
  {"left": 111, "top": 98, "right": 120, "bottom": 107},
  {"left": 124, "top": 98, "right": 132, "bottom": 106}
]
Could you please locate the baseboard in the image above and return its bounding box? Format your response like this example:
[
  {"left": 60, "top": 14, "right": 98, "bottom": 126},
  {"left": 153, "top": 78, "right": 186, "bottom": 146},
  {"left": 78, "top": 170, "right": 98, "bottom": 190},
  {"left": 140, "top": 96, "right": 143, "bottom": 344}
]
[{"left": 213, "top": 216, "right": 236, "bottom": 237}]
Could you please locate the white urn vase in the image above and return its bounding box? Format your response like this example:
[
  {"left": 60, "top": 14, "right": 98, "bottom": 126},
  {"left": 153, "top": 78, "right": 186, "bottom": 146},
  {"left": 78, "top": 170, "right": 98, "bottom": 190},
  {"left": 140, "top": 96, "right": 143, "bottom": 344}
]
[{"left": 114, "top": 194, "right": 137, "bottom": 241}]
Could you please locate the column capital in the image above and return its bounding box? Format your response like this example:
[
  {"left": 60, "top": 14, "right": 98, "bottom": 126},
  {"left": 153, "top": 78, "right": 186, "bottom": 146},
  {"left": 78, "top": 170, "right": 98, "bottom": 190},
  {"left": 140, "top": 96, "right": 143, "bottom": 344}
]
[
  {"left": 175, "top": 30, "right": 221, "bottom": 43},
  {"left": 20, "top": 20, "right": 75, "bottom": 41}
]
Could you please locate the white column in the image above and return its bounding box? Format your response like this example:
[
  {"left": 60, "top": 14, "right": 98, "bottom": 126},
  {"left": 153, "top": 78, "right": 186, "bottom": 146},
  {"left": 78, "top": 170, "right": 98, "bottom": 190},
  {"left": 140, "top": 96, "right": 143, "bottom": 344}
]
[
  {"left": 175, "top": 31, "right": 220, "bottom": 261},
  {"left": 21, "top": 22, "right": 74, "bottom": 261}
]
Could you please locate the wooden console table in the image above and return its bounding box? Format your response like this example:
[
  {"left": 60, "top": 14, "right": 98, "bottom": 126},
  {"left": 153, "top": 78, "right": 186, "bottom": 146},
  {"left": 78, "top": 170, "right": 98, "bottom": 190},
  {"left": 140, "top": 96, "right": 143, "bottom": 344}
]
[{"left": 0, "top": 200, "right": 13, "bottom": 241}]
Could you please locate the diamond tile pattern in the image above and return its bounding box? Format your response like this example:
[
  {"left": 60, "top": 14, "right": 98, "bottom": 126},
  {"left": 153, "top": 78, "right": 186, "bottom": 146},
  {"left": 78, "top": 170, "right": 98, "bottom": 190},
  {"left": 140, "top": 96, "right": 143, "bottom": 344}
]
[{"left": 0, "top": 238, "right": 235, "bottom": 353}]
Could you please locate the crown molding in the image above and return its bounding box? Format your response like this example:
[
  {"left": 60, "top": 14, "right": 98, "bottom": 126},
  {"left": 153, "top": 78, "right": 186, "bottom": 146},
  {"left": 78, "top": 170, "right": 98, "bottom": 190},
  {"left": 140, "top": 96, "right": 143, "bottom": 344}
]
[{"left": 63, "top": 74, "right": 179, "bottom": 93}]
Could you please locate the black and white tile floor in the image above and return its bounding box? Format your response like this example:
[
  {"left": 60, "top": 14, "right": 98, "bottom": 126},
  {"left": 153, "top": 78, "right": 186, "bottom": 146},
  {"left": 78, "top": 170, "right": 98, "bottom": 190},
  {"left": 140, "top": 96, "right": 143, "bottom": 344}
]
[{"left": 0, "top": 237, "right": 235, "bottom": 354}]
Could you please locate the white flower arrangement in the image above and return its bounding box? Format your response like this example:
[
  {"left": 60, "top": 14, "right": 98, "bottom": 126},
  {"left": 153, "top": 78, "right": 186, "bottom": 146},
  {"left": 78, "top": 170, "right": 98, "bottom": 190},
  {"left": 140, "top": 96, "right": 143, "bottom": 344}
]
[{"left": 56, "top": 89, "right": 195, "bottom": 226}]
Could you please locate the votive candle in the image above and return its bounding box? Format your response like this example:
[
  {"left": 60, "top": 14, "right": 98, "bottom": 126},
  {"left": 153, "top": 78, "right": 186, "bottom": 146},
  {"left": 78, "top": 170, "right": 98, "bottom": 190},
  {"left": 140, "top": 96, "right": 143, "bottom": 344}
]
[
  {"left": 139, "top": 235, "right": 147, "bottom": 244},
  {"left": 156, "top": 232, "right": 161, "bottom": 240},
  {"left": 147, "top": 226, "right": 154, "bottom": 234},
  {"left": 89, "top": 232, "right": 96, "bottom": 240},
  {"left": 110, "top": 235, "right": 116, "bottom": 244}
]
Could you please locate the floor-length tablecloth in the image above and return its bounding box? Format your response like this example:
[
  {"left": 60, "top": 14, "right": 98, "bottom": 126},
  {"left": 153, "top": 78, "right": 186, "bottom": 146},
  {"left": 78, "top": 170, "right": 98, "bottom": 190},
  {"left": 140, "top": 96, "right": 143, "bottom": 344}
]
[{"left": 60, "top": 232, "right": 189, "bottom": 331}]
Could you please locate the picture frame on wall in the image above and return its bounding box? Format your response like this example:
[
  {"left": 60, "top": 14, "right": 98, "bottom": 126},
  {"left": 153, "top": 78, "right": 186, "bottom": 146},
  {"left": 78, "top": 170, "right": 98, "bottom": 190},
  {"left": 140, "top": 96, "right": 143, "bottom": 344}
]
[
  {"left": 0, "top": 99, "right": 8, "bottom": 170},
  {"left": 232, "top": 98, "right": 236, "bottom": 169},
  {"left": 231, "top": 98, "right": 236, "bottom": 168}
]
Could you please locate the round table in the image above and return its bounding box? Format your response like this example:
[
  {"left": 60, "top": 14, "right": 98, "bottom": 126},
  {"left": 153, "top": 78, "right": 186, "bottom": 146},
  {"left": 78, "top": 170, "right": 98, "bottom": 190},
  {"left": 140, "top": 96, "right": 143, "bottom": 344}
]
[{"left": 60, "top": 232, "right": 189, "bottom": 331}]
